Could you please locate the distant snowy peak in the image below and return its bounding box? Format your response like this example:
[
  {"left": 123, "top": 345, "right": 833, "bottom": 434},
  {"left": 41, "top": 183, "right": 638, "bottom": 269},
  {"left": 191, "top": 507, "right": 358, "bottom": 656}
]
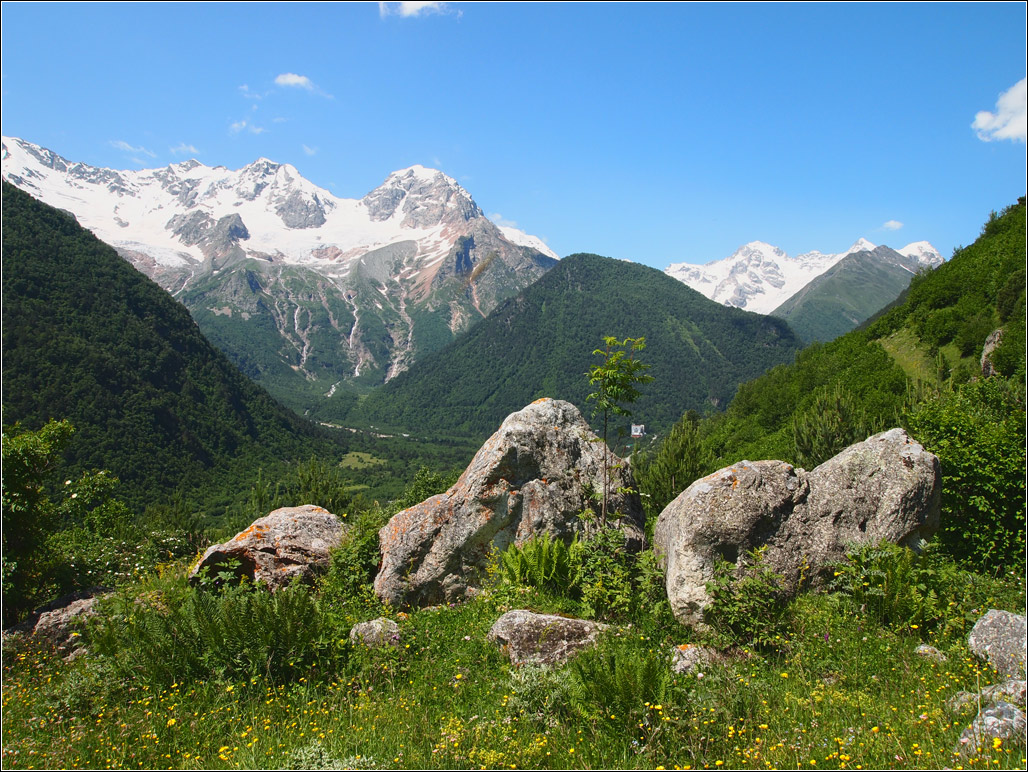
[
  {"left": 897, "top": 241, "right": 944, "bottom": 267},
  {"left": 665, "top": 235, "right": 942, "bottom": 314}
]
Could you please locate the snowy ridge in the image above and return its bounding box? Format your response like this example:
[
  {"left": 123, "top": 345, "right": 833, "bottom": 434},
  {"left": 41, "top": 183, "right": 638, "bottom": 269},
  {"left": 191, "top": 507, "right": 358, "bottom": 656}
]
[
  {"left": 0, "top": 137, "right": 558, "bottom": 273},
  {"left": 665, "top": 237, "right": 942, "bottom": 314}
]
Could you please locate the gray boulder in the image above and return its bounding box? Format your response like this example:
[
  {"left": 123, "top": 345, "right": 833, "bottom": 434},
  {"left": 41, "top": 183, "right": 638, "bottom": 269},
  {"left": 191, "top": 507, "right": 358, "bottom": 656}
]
[
  {"left": 654, "top": 429, "right": 940, "bottom": 626},
  {"left": 955, "top": 701, "right": 1027, "bottom": 757},
  {"left": 981, "top": 328, "right": 1004, "bottom": 377},
  {"left": 4, "top": 588, "right": 108, "bottom": 660},
  {"left": 349, "top": 617, "right": 401, "bottom": 648},
  {"left": 488, "top": 610, "right": 607, "bottom": 666},
  {"left": 374, "top": 399, "right": 645, "bottom": 607},
  {"left": 969, "top": 610, "right": 1027, "bottom": 679},
  {"left": 190, "top": 505, "right": 346, "bottom": 589}
]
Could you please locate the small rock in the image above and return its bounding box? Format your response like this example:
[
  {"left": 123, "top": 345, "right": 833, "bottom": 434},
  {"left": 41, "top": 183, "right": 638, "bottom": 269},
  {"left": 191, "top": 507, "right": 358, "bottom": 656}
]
[
  {"left": 349, "top": 618, "right": 401, "bottom": 648},
  {"left": 968, "top": 610, "right": 1027, "bottom": 679},
  {"left": 915, "top": 644, "right": 948, "bottom": 663},
  {"left": 670, "top": 643, "right": 718, "bottom": 674},
  {"left": 487, "top": 609, "right": 607, "bottom": 666}
]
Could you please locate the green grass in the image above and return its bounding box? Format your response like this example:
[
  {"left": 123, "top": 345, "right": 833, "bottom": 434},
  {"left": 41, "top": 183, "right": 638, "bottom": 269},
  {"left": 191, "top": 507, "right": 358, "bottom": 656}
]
[
  {"left": 2, "top": 550, "right": 1024, "bottom": 771},
  {"left": 339, "top": 452, "right": 387, "bottom": 470}
]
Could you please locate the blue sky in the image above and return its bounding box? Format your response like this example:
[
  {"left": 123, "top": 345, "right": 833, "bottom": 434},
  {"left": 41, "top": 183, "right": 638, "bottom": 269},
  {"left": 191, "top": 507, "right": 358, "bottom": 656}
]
[{"left": 2, "top": 2, "right": 1025, "bottom": 268}]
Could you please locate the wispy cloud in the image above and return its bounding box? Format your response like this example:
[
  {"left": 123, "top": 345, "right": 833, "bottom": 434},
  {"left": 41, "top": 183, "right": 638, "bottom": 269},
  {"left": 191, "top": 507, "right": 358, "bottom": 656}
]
[
  {"left": 239, "top": 84, "right": 267, "bottom": 100},
  {"left": 302, "top": 144, "right": 318, "bottom": 156},
  {"left": 110, "top": 139, "right": 156, "bottom": 158},
  {"left": 378, "top": 2, "right": 456, "bottom": 18},
  {"left": 170, "top": 142, "right": 199, "bottom": 156},
  {"left": 229, "top": 118, "right": 266, "bottom": 136},
  {"left": 882, "top": 220, "right": 903, "bottom": 231},
  {"left": 488, "top": 212, "right": 520, "bottom": 229},
  {"left": 274, "top": 72, "right": 333, "bottom": 98},
  {"left": 972, "top": 78, "right": 1027, "bottom": 143}
]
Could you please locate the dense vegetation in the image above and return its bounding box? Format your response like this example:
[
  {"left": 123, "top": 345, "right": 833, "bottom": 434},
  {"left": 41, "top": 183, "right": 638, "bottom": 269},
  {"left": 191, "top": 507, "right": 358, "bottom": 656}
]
[
  {"left": 1, "top": 189, "right": 1024, "bottom": 770},
  {"left": 349, "top": 253, "right": 803, "bottom": 440}
]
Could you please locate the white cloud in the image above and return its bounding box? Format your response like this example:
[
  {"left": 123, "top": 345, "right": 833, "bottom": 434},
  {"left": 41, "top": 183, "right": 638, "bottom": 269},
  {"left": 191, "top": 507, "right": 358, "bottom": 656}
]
[
  {"left": 882, "top": 220, "right": 903, "bottom": 231},
  {"left": 302, "top": 144, "right": 318, "bottom": 156},
  {"left": 229, "top": 119, "right": 266, "bottom": 135},
  {"left": 275, "top": 72, "right": 315, "bottom": 90},
  {"left": 170, "top": 143, "right": 199, "bottom": 156},
  {"left": 110, "top": 139, "right": 156, "bottom": 158},
  {"left": 972, "top": 78, "right": 1027, "bottom": 143},
  {"left": 378, "top": 2, "right": 451, "bottom": 18}
]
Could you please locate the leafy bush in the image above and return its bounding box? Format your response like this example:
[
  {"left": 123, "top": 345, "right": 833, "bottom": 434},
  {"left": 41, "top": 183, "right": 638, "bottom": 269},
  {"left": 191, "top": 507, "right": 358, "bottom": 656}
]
[
  {"left": 703, "top": 548, "right": 791, "bottom": 650},
  {"left": 905, "top": 376, "right": 1026, "bottom": 570},
  {"left": 578, "top": 526, "right": 637, "bottom": 620}
]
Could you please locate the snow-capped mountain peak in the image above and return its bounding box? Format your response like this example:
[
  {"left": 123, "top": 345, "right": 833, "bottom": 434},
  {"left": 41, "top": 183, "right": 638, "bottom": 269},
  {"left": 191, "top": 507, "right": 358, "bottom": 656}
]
[
  {"left": 897, "top": 241, "right": 944, "bottom": 267},
  {"left": 665, "top": 234, "right": 942, "bottom": 314}
]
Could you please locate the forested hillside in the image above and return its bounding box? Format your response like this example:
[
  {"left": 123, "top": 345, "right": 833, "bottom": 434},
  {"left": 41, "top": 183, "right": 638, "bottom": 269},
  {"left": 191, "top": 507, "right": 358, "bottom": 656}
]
[
  {"left": 771, "top": 246, "right": 929, "bottom": 343},
  {"left": 347, "top": 253, "right": 804, "bottom": 439},
  {"left": 636, "top": 198, "right": 1026, "bottom": 570},
  {"left": 1, "top": 181, "right": 342, "bottom": 512}
]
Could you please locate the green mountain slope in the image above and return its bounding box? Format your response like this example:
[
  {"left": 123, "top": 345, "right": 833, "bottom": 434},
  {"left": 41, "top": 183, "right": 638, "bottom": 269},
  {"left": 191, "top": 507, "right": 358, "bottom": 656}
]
[
  {"left": 771, "top": 246, "right": 925, "bottom": 343},
  {"left": 349, "top": 253, "right": 804, "bottom": 440},
  {"left": 1, "top": 181, "right": 340, "bottom": 511}
]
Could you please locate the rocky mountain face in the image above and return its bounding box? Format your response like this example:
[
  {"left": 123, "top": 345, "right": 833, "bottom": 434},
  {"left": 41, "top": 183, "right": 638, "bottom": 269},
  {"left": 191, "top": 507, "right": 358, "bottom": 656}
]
[
  {"left": 1, "top": 137, "right": 557, "bottom": 416},
  {"left": 666, "top": 238, "right": 943, "bottom": 314}
]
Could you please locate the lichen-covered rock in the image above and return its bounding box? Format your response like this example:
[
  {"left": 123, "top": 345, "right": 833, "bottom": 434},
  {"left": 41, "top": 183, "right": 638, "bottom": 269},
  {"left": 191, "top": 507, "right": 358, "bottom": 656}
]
[
  {"left": 654, "top": 429, "right": 940, "bottom": 626},
  {"left": 349, "top": 617, "right": 401, "bottom": 648},
  {"left": 487, "top": 610, "right": 607, "bottom": 666},
  {"left": 189, "top": 505, "right": 346, "bottom": 589},
  {"left": 374, "top": 399, "right": 645, "bottom": 608},
  {"left": 981, "top": 328, "right": 1005, "bottom": 377},
  {"left": 969, "top": 610, "right": 1027, "bottom": 679}
]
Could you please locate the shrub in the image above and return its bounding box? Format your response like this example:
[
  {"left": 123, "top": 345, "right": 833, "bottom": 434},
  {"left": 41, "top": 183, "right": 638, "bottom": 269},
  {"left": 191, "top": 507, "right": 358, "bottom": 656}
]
[
  {"left": 905, "top": 376, "right": 1026, "bottom": 570},
  {"left": 703, "top": 547, "right": 791, "bottom": 651},
  {"left": 88, "top": 569, "right": 350, "bottom": 687}
]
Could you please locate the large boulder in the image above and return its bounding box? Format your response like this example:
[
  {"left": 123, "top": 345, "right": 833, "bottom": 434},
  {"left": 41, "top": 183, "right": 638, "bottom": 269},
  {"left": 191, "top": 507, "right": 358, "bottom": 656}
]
[
  {"left": 654, "top": 429, "right": 940, "bottom": 626},
  {"left": 969, "top": 610, "right": 1027, "bottom": 679},
  {"left": 374, "top": 398, "right": 645, "bottom": 608},
  {"left": 488, "top": 610, "right": 607, "bottom": 666},
  {"left": 189, "top": 505, "right": 346, "bottom": 589}
]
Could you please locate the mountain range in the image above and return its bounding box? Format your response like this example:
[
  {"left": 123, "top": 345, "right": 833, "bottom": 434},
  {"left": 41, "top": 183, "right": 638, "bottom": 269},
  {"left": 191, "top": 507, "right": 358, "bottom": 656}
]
[
  {"left": 1, "top": 137, "right": 556, "bottom": 417},
  {"left": 666, "top": 238, "right": 943, "bottom": 314},
  {"left": 2, "top": 136, "right": 945, "bottom": 419}
]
